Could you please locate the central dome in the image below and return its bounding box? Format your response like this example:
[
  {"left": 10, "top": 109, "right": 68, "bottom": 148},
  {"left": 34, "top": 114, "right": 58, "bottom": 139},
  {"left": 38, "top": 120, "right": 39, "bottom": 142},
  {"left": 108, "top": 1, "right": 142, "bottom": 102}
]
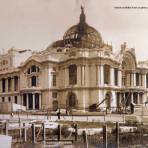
[
  {"left": 63, "top": 7, "right": 103, "bottom": 48},
  {"left": 51, "top": 6, "right": 103, "bottom": 49}
]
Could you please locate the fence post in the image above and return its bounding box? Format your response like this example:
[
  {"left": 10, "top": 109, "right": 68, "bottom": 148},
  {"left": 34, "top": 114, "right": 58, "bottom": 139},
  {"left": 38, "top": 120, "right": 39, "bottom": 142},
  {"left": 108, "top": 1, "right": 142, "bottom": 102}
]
[
  {"left": 140, "top": 124, "right": 143, "bottom": 146},
  {"left": 116, "top": 122, "right": 119, "bottom": 148},
  {"left": 103, "top": 124, "right": 107, "bottom": 148},
  {"left": 74, "top": 123, "right": 78, "bottom": 142},
  {"left": 23, "top": 123, "right": 27, "bottom": 142},
  {"left": 58, "top": 124, "right": 61, "bottom": 141},
  {"left": 47, "top": 109, "right": 49, "bottom": 120},
  {"left": 19, "top": 118, "right": 22, "bottom": 138},
  {"left": 82, "top": 130, "right": 88, "bottom": 148},
  {"left": 31, "top": 123, "right": 35, "bottom": 143},
  {"left": 5, "top": 121, "right": 8, "bottom": 135},
  {"left": 42, "top": 123, "right": 46, "bottom": 143}
]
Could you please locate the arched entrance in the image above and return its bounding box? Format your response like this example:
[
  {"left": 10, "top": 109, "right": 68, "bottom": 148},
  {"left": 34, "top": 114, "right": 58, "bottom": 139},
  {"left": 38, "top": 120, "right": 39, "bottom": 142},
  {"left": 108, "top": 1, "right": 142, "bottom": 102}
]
[
  {"left": 105, "top": 92, "right": 112, "bottom": 109},
  {"left": 52, "top": 100, "right": 58, "bottom": 111},
  {"left": 66, "top": 92, "right": 77, "bottom": 109}
]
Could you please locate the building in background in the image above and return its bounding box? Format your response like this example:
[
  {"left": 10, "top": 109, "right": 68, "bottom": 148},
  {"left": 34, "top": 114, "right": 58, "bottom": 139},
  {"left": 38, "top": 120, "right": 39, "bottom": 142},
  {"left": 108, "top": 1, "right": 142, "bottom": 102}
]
[{"left": 0, "top": 7, "right": 148, "bottom": 112}]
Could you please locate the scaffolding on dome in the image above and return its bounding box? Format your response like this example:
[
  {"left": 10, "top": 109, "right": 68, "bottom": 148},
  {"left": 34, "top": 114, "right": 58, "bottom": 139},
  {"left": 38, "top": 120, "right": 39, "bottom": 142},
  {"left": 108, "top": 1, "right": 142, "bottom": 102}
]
[{"left": 52, "top": 6, "right": 103, "bottom": 49}]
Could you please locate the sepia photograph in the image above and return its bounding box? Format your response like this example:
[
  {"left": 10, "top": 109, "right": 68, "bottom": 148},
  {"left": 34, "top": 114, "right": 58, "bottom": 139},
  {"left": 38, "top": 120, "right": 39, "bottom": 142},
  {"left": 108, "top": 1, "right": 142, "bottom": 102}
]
[{"left": 0, "top": 0, "right": 148, "bottom": 147}]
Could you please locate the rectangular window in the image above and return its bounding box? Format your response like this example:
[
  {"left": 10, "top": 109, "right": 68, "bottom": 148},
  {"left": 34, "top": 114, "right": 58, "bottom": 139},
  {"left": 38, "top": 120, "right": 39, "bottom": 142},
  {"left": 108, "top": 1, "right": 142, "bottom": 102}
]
[
  {"left": 8, "top": 77, "right": 11, "bottom": 92},
  {"left": 146, "top": 74, "right": 148, "bottom": 88},
  {"left": 2, "top": 97, "right": 4, "bottom": 102},
  {"left": 114, "top": 68, "right": 118, "bottom": 86},
  {"left": 14, "top": 76, "right": 18, "bottom": 91},
  {"left": 140, "top": 74, "right": 143, "bottom": 86},
  {"left": 116, "top": 92, "right": 120, "bottom": 108},
  {"left": 23, "top": 94, "right": 27, "bottom": 106},
  {"left": 8, "top": 97, "right": 11, "bottom": 102},
  {"left": 69, "top": 65, "right": 77, "bottom": 85},
  {"left": 52, "top": 75, "right": 56, "bottom": 86},
  {"left": 136, "top": 73, "right": 140, "bottom": 86},
  {"left": 31, "top": 76, "right": 37, "bottom": 86},
  {"left": 14, "top": 96, "right": 17, "bottom": 104},
  {"left": 52, "top": 92, "right": 57, "bottom": 98},
  {"left": 2, "top": 78, "right": 5, "bottom": 92},
  {"left": 104, "top": 65, "right": 110, "bottom": 84}
]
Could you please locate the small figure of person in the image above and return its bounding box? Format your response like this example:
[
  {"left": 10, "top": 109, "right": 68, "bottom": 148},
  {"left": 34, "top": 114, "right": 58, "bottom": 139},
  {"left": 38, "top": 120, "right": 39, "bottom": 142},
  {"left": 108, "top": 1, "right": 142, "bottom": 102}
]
[
  {"left": 57, "top": 108, "right": 61, "bottom": 120},
  {"left": 11, "top": 112, "right": 14, "bottom": 118},
  {"left": 66, "top": 107, "right": 70, "bottom": 116}
]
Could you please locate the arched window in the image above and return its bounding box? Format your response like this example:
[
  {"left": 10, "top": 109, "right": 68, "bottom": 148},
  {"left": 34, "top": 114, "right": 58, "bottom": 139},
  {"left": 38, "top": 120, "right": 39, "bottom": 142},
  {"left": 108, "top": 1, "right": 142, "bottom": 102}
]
[
  {"left": 66, "top": 92, "right": 77, "bottom": 109},
  {"left": 52, "top": 100, "right": 58, "bottom": 111},
  {"left": 69, "top": 65, "right": 77, "bottom": 85},
  {"left": 27, "top": 65, "right": 40, "bottom": 74},
  {"left": 104, "top": 65, "right": 110, "bottom": 84},
  {"left": 27, "top": 65, "right": 40, "bottom": 87},
  {"left": 31, "top": 76, "right": 37, "bottom": 86}
]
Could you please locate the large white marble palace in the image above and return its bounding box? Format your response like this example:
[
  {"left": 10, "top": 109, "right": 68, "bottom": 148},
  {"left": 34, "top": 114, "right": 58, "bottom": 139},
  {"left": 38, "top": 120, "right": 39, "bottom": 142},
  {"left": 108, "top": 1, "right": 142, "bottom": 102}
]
[{"left": 0, "top": 7, "right": 148, "bottom": 112}]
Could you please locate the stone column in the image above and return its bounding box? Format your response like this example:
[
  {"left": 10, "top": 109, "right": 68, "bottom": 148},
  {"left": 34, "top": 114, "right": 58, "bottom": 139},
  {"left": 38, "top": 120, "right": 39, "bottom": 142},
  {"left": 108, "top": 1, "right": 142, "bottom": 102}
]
[
  {"left": 85, "top": 65, "right": 89, "bottom": 86},
  {"left": 111, "top": 91, "right": 116, "bottom": 108},
  {"left": 143, "top": 74, "right": 146, "bottom": 88},
  {"left": 82, "top": 65, "right": 85, "bottom": 85},
  {"left": 100, "top": 65, "right": 104, "bottom": 86},
  {"left": 33, "top": 93, "right": 35, "bottom": 110},
  {"left": 110, "top": 67, "right": 114, "bottom": 86},
  {"left": 11, "top": 77, "right": 14, "bottom": 92},
  {"left": 65, "top": 67, "right": 69, "bottom": 87},
  {"left": 126, "top": 73, "right": 130, "bottom": 86},
  {"left": 20, "top": 95, "right": 23, "bottom": 106},
  {"left": 82, "top": 90, "right": 86, "bottom": 111},
  {"left": 77, "top": 65, "right": 81, "bottom": 86},
  {"left": 64, "top": 68, "right": 66, "bottom": 87},
  {"left": 119, "top": 93, "right": 122, "bottom": 105},
  {"left": 124, "top": 93, "right": 126, "bottom": 103},
  {"left": 18, "top": 76, "right": 20, "bottom": 91},
  {"left": 83, "top": 65, "right": 86, "bottom": 85},
  {"left": 141, "top": 93, "right": 144, "bottom": 104},
  {"left": 133, "top": 73, "right": 136, "bottom": 87},
  {"left": 97, "top": 65, "right": 100, "bottom": 86},
  {"left": 118, "top": 70, "right": 122, "bottom": 87},
  {"left": 131, "top": 93, "right": 133, "bottom": 103},
  {"left": 61, "top": 68, "right": 64, "bottom": 88}
]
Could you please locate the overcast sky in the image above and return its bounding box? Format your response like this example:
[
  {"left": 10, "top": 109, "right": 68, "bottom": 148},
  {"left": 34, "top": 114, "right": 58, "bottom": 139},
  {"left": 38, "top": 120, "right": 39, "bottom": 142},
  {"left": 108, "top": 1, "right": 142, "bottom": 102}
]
[{"left": 0, "top": 0, "right": 148, "bottom": 60}]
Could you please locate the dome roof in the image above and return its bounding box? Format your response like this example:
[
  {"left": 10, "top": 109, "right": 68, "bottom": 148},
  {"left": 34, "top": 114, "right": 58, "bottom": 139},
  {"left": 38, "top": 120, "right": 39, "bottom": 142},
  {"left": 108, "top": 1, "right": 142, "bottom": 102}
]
[{"left": 52, "top": 6, "right": 103, "bottom": 49}]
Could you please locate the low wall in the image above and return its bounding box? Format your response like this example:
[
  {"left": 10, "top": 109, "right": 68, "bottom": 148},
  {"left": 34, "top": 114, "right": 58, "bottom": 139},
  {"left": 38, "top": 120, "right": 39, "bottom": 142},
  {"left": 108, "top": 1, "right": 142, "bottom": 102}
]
[{"left": 0, "top": 103, "right": 26, "bottom": 113}]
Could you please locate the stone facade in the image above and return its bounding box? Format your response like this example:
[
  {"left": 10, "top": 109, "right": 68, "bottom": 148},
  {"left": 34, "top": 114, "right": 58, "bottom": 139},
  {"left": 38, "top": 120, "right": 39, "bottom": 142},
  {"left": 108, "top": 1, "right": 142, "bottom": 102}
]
[{"left": 0, "top": 7, "right": 148, "bottom": 111}]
